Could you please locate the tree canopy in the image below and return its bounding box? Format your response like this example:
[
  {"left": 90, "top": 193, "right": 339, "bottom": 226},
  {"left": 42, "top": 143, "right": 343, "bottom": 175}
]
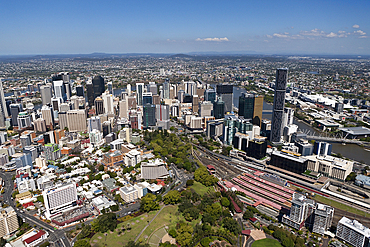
[
  {"left": 194, "top": 166, "right": 218, "bottom": 187},
  {"left": 140, "top": 193, "right": 160, "bottom": 212},
  {"left": 91, "top": 213, "right": 117, "bottom": 233}
]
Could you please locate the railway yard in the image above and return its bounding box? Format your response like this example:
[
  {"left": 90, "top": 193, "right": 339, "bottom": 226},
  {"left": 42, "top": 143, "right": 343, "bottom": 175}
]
[{"left": 193, "top": 145, "right": 370, "bottom": 227}]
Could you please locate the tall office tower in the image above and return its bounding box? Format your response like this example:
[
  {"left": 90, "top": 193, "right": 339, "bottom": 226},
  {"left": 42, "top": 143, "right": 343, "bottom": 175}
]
[
  {"left": 54, "top": 129, "right": 65, "bottom": 144},
  {"left": 163, "top": 78, "right": 170, "bottom": 99},
  {"left": 313, "top": 142, "right": 332, "bottom": 156},
  {"left": 336, "top": 217, "right": 370, "bottom": 247},
  {"left": 70, "top": 96, "right": 79, "bottom": 110},
  {"left": 119, "top": 99, "right": 128, "bottom": 119},
  {"left": 148, "top": 82, "right": 158, "bottom": 95},
  {"left": 155, "top": 104, "right": 170, "bottom": 121},
  {"left": 282, "top": 193, "right": 316, "bottom": 230},
  {"left": 129, "top": 112, "right": 139, "bottom": 130},
  {"left": 107, "top": 82, "right": 113, "bottom": 94},
  {"left": 66, "top": 110, "right": 87, "bottom": 132},
  {"left": 270, "top": 68, "right": 288, "bottom": 143},
  {"left": 126, "top": 84, "right": 132, "bottom": 96},
  {"left": 192, "top": 95, "right": 199, "bottom": 113},
  {"left": 53, "top": 80, "right": 66, "bottom": 101},
  {"left": 142, "top": 92, "right": 153, "bottom": 105},
  {"left": 0, "top": 80, "right": 8, "bottom": 120},
  {"left": 216, "top": 84, "right": 233, "bottom": 113},
  {"left": 177, "top": 90, "right": 185, "bottom": 103},
  {"left": 86, "top": 83, "right": 94, "bottom": 106},
  {"left": 88, "top": 116, "right": 102, "bottom": 132},
  {"left": 199, "top": 101, "right": 213, "bottom": 117},
  {"left": 204, "top": 88, "right": 216, "bottom": 103},
  {"left": 127, "top": 96, "right": 137, "bottom": 109},
  {"left": 58, "top": 112, "right": 68, "bottom": 130},
  {"left": 51, "top": 98, "right": 61, "bottom": 112},
  {"left": 169, "top": 86, "right": 175, "bottom": 99},
  {"left": 213, "top": 97, "right": 225, "bottom": 119},
  {"left": 152, "top": 95, "right": 160, "bottom": 105},
  {"left": 20, "top": 135, "right": 31, "bottom": 148},
  {"left": 0, "top": 207, "right": 19, "bottom": 238},
  {"left": 143, "top": 104, "right": 156, "bottom": 128},
  {"left": 312, "top": 204, "right": 334, "bottom": 234},
  {"left": 41, "top": 105, "right": 55, "bottom": 129},
  {"left": 102, "top": 92, "right": 114, "bottom": 114},
  {"left": 42, "top": 183, "right": 78, "bottom": 220},
  {"left": 184, "top": 81, "right": 196, "bottom": 95},
  {"left": 335, "top": 102, "right": 344, "bottom": 113},
  {"left": 10, "top": 104, "right": 22, "bottom": 127},
  {"left": 102, "top": 121, "right": 112, "bottom": 137},
  {"left": 52, "top": 72, "right": 72, "bottom": 100},
  {"left": 33, "top": 118, "right": 47, "bottom": 133},
  {"left": 94, "top": 97, "right": 104, "bottom": 115},
  {"left": 40, "top": 84, "right": 53, "bottom": 105},
  {"left": 92, "top": 75, "right": 105, "bottom": 97},
  {"left": 76, "top": 85, "right": 84, "bottom": 97},
  {"left": 239, "top": 93, "right": 264, "bottom": 127},
  {"left": 17, "top": 112, "right": 32, "bottom": 129},
  {"left": 136, "top": 83, "right": 144, "bottom": 106}
]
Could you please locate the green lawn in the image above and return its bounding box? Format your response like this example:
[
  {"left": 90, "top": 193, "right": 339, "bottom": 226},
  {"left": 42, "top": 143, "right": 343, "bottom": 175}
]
[
  {"left": 314, "top": 195, "right": 368, "bottom": 217},
  {"left": 252, "top": 238, "right": 282, "bottom": 247},
  {"left": 191, "top": 181, "right": 212, "bottom": 196},
  {"left": 141, "top": 205, "right": 200, "bottom": 243},
  {"left": 90, "top": 211, "right": 157, "bottom": 247}
]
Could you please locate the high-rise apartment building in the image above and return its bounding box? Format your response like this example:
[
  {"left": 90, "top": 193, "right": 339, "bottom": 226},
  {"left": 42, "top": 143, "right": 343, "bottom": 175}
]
[
  {"left": 136, "top": 83, "right": 144, "bottom": 106},
  {"left": 34, "top": 118, "right": 47, "bottom": 133},
  {"left": 0, "top": 207, "right": 19, "bottom": 238},
  {"left": 119, "top": 99, "right": 128, "bottom": 119},
  {"left": 102, "top": 92, "right": 114, "bottom": 114},
  {"left": 282, "top": 193, "right": 315, "bottom": 230},
  {"left": 148, "top": 82, "right": 158, "bottom": 95},
  {"left": 17, "top": 112, "right": 32, "bottom": 129},
  {"left": 271, "top": 68, "right": 288, "bottom": 143},
  {"left": 42, "top": 183, "right": 78, "bottom": 220},
  {"left": 312, "top": 203, "right": 334, "bottom": 234}
]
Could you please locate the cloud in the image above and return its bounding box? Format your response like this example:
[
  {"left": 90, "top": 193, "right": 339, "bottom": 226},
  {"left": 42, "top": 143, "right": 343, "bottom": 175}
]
[
  {"left": 196, "top": 37, "right": 229, "bottom": 42},
  {"left": 353, "top": 24, "right": 360, "bottom": 28},
  {"left": 354, "top": 30, "right": 366, "bottom": 36},
  {"left": 266, "top": 35, "right": 273, "bottom": 39},
  {"left": 273, "top": 33, "right": 289, "bottom": 38},
  {"left": 359, "top": 36, "right": 368, "bottom": 39}
]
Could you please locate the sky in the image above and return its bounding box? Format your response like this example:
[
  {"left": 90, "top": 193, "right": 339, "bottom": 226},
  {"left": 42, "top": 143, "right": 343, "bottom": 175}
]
[{"left": 0, "top": 0, "right": 369, "bottom": 55}]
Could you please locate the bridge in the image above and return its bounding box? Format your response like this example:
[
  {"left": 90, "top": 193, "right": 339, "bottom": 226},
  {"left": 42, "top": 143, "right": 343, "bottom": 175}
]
[{"left": 306, "top": 135, "right": 362, "bottom": 144}]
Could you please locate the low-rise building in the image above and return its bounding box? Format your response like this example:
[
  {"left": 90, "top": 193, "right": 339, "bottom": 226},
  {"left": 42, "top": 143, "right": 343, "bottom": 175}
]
[
  {"left": 119, "top": 185, "right": 138, "bottom": 203},
  {"left": 306, "top": 155, "right": 353, "bottom": 181}
]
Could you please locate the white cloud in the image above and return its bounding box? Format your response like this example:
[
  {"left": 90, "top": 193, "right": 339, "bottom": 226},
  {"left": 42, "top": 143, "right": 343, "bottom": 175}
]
[
  {"left": 354, "top": 30, "right": 366, "bottom": 35},
  {"left": 266, "top": 35, "right": 273, "bottom": 39},
  {"left": 326, "top": 32, "right": 337, "bottom": 38},
  {"left": 273, "top": 33, "right": 289, "bottom": 38},
  {"left": 359, "top": 36, "right": 367, "bottom": 39},
  {"left": 353, "top": 24, "right": 360, "bottom": 28},
  {"left": 196, "top": 37, "right": 229, "bottom": 42}
]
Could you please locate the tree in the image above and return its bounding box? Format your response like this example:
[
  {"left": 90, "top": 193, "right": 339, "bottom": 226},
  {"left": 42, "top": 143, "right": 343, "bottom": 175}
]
[
  {"left": 73, "top": 240, "right": 91, "bottom": 247},
  {"left": 282, "top": 237, "right": 294, "bottom": 247},
  {"left": 200, "top": 237, "right": 212, "bottom": 247},
  {"left": 0, "top": 238, "right": 6, "bottom": 247},
  {"left": 346, "top": 172, "right": 357, "bottom": 182},
  {"left": 243, "top": 210, "right": 254, "bottom": 220},
  {"left": 222, "top": 217, "right": 241, "bottom": 235},
  {"left": 168, "top": 229, "right": 177, "bottom": 238},
  {"left": 91, "top": 213, "right": 117, "bottom": 233},
  {"left": 163, "top": 190, "right": 181, "bottom": 205},
  {"left": 140, "top": 194, "right": 160, "bottom": 212},
  {"left": 37, "top": 195, "right": 44, "bottom": 203},
  {"left": 98, "top": 165, "right": 104, "bottom": 171},
  {"left": 186, "top": 179, "right": 194, "bottom": 187},
  {"left": 183, "top": 207, "right": 200, "bottom": 221},
  {"left": 77, "top": 225, "right": 91, "bottom": 240},
  {"left": 110, "top": 204, "right": 119, "bottom": 212},
  {"left": 220, "top": 197, "right": 230, "bottom": 207},
  {"left": 124, "top": 241, "right": 150, "bottom": 247},
  {"left": 194, "top": 166, "right": 218, "bottom": 187}
]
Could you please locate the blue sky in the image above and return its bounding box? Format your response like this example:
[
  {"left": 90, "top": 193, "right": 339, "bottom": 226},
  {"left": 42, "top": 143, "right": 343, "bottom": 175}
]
[{"left": 0, "top": 0, "right": 369, "bottom": 55}]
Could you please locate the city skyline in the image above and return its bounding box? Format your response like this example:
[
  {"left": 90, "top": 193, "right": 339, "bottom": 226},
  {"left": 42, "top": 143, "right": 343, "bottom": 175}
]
[{"left": 0, "top": 0, "right": 369, "bottom": 55}]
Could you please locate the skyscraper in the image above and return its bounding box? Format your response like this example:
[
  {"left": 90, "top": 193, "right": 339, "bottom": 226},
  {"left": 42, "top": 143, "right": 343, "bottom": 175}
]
[
  {"left": 204, "top": 88, "right": 216, "bottom": 103},
  {"left": 0, "top": 79, "right": 8, "bottom": 118},
  {"left": 86, "top": 83, "right": 94, "bottom": 106},
  {"left": 136, "top": 83, "right": 144, "bottom": 106},
  {"left": 102, "top": 92, "right": 114, "bottom": 114},
  {"left": 92, "top": 76, "right": 105, "bottom": 97},
  {"left": 88, "top": 116, "right": 102, "bottom": 132},
  {"left": 143, "top": 104, "right": 156, "bottom": 128},
  {"left": 142, "top": 92, "right": 153, "bottom": 105},
  {"left": 94, "top": 97, "right": 104, "bottom": 115},
  {"left": 76, "top": 85, "right": 84, "bottom": 97},
  {"left": 10, "top": 104, "right": 22, "bottom": 127},
  {"left": 41, "top": 105, "right": 55, "bottom": 129},
  {"left": 40, "top": 84, "right": 53, "bottom": 105},
  {"left": 216, "top": 84, "right": 233, "bottom": 113},
  {"left": 270, "top": 68, "right": 288, "bottom": 143},
  {"left": 213, "top": 97, "right": 225, "bottom": 119},
  {"left": 163, "top": 78, "right": 170, "bottom": 99}
]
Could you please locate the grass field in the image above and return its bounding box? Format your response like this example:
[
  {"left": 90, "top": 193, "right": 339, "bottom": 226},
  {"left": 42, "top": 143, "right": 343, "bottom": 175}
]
[
  {"left": 90, "top": 211, "right": 157, "bottom": 247},
  {"left": 252, "top": 238, "right": 282, "bottom": 247},
  {"left": 141, "top": 205, "right": 200, "bottom": 243},
  {"left": 191, "top": 181, "right": 212, "bottom": 196},
  {"left": 314, "top": 195, "right": 368, "bottom": 217}
]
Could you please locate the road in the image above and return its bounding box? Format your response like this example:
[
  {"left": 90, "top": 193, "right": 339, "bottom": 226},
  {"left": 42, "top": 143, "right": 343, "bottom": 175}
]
[{"left": 0, "top": 171, "right": 71, "bottom": 247}]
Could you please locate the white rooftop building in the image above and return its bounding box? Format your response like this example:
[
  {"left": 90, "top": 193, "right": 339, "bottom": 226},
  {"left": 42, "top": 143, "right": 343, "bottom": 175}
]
[{"left": 336, "top": 217, "right": 370, "bottom": 247}]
